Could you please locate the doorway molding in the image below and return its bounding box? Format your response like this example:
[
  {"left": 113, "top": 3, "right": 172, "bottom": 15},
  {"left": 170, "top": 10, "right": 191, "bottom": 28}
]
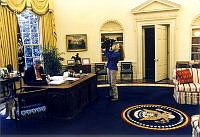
[{"left": 131, "top": 0, "right": 181, "bottom": 79}]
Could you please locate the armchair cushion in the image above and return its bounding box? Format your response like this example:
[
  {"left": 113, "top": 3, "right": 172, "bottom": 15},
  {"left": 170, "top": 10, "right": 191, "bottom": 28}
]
[
  {"left": 173, "top": 67, "right": 200, "bottom": 104},
  {"left": 176, "top": 69, "right": 193, "bottom": 84}
]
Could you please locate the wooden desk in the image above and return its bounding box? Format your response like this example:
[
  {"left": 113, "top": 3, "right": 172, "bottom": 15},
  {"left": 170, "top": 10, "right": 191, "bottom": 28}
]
[
  {"left": 67, "top": 64, "right": 91, "bottom": 73},
  {"left": 17, "top": 74, "right": 97, "bottom": 119}
]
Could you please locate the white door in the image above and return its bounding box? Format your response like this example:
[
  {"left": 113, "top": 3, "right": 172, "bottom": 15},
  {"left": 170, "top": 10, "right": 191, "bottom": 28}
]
[{"left": 155, "top": 24, "right": 168, "bottom": 82}]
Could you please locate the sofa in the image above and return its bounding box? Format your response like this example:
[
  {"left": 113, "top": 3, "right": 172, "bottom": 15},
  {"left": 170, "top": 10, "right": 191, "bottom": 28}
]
[{"left": 173, "top": 67, "right": 200, "bottom": 105}]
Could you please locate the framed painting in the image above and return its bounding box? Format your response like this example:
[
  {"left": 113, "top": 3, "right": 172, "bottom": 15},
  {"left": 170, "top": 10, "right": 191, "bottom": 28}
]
[{"left": 66, "top": 34, "right": 87, "bottom": 52}]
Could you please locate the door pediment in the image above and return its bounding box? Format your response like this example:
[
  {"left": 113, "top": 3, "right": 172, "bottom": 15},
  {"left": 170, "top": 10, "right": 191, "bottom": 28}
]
[
  {"left": 132, "top": 0, "right": 181, "bottom": 14},
  {"left": 132, "top": 0, "right": 180, "bottom": 21}
]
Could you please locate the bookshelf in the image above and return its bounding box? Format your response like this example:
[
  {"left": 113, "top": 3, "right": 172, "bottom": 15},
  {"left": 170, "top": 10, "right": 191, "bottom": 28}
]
[
  {"left": 101, "top": 33, "right": 124, "bottom": 61},
  {"left": 191, "top": 28, "right": 200, "bottom": 60}
]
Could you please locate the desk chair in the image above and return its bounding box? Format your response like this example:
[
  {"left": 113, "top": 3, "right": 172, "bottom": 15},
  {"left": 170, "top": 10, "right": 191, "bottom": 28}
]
[
  {"left": 14, "top": 89, "right": 47, "bottom": 120},
  {"left": 120, "top": 62, "right": 133, "bottom": 81},
  {"left": 14, "top": 78, "right": 47, "bottom": 120},
  {"left": 94, "top": 63, "right": 107, "bottom": 83}
]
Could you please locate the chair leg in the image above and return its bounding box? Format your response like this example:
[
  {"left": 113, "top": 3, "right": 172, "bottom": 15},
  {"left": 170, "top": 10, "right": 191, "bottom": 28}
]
[{"left": 97, "top": 75, "right": 101, "bottom": 83}]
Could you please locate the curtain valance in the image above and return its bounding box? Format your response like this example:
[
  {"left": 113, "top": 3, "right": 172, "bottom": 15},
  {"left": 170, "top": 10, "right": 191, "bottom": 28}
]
[{"left": 0, "top": 0, "right": 53, "bottom": 15}]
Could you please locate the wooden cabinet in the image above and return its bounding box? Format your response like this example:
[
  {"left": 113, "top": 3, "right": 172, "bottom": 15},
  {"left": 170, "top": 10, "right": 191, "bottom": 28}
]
[
  {"left": 191, "top": 28, "right": 200, "bottom": 60},
  {"left": 67, "top": 64, "right": 91, "bottom": 73},
  {"left": 101, "top": 33, "right": 124, "bottom": 61}
]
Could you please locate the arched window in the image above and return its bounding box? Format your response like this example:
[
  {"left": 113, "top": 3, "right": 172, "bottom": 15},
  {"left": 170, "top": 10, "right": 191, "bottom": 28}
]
[
  {"left": 17, "top": 10, "right": 42, "bottom": 69},
  {"left": 100, "top": 21, "right": 124, "bottom": 61}
]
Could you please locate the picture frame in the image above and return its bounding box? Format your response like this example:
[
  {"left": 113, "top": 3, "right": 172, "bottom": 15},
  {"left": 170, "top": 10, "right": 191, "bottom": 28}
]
[
  {"left": 67, "top": 60, "right": 75, "bottom": 66},
  {"left": 66, "top": 34, "right": 87, "bottom": 52},
  {"left": 81, "top": 58, "right": 90, "bottom": 65}
]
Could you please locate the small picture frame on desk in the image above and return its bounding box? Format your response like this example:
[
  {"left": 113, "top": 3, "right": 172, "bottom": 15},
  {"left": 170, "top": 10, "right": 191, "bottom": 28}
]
[
  {"left": 67, "top": 60, "right": 75, "bottom": 66},
  {"left": 82, "top": 58, "right": 90, "bottom": 65}
]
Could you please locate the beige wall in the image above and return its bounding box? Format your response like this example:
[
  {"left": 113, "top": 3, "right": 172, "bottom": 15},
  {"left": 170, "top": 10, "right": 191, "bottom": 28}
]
[
  {"left": 54, "top": 0, "right": 147, "bottom": 64},
  {"left": 54, "top": 0, "right": 200, "bottom": 66}
]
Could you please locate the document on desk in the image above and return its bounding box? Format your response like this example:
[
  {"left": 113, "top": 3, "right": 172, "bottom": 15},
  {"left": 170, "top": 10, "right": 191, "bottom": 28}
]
[
  {"left": 65, "top": 77, "right": 80, "bottom": 81},
  {"left": 50, "top": 76, "right": 64, "bottom": 81},
  {"left": 48, "top": 76, "right": 65, "bottom": 85},
  {"left": 48, "top": 80, "right": 65, "bottom": 85},
  {"left": 48, "top": 76, "right": 80, "bottom": 85}
]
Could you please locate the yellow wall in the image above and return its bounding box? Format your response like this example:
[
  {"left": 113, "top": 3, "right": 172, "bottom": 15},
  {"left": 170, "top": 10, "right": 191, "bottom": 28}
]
[{"left": 54, "top": 0, "right": 200, "bottom": 64}]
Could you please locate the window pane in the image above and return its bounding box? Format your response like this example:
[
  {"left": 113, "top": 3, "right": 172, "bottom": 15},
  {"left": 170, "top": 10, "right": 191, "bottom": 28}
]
[
  {"left": 24, "top": 46, "right": 32, "bottom": 57},
  {"left": 23, "top": 33, "right": 31, "bottom": 44},
  {"left": 17, "top": 10, "right": 41, "bottom": 69},
  {"left": 25, "top": 58, "right": 33, "bottom": 69},
  {"left": 33, "top": 45, "right": 41, "bottom": 57},
  {"left": 31, "top": 33, "right": 39, "bottom": 44}
]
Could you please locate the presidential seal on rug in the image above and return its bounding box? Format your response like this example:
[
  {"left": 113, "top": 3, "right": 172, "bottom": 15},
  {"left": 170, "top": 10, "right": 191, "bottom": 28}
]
[{"left": 121, "top": 104, "right": 189, "bottom": 130}]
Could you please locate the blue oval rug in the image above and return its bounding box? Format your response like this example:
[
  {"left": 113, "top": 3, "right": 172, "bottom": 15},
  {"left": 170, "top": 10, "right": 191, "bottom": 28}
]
[{"left": 121, "top": 104, "right": 189, "bottom": 131}]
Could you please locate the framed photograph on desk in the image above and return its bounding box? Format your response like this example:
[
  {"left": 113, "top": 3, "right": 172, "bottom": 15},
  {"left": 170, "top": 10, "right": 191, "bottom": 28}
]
[
  {"left": 67, "top": 60, "right": 75, "bottom": 66},
  {"left": 82, "top": 58, "right": 90, "bottom": 65},
  {"left": 66, "top": 34, "right": 87, "bottom": 52}
]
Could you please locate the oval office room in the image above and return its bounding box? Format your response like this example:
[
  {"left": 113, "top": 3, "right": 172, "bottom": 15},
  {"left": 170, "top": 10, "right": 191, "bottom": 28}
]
[{"left": 0, "top": 0, "right": 200, "bottom": 137}]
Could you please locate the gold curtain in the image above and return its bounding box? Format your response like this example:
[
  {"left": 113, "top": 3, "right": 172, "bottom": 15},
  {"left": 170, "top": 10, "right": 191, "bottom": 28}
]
[
  {"left": 0, "top": 0, "right": 56, "bottom": 49},
  {"left": 0, "top": 5, "right": 18, "bottom": 70},
  {"left": 30, "top": 0, "right": 49, "bottom": 15},
  {"left": 41, "top": 11, "right": 57, "bottom": 49},
  {"left": 0, "top": 0, "right": 56, "bottom": 69},
  {"left": 0, "top": 0, "right": 51, "bottom": 14},
  {"left": 3, "top": 0, "right": 26, "bottom": 13}
]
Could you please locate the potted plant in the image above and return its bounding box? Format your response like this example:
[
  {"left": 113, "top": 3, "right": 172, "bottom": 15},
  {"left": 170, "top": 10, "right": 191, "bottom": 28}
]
[{"left": 42, "top": 47, "right": 64, "bottom": 76}]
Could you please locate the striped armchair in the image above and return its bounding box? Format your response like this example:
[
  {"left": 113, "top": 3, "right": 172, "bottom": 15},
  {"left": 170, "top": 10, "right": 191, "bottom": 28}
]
[
  {"left": 173, "top": 68, "right": 200, "bottom": 105},
  {"left": 191, "top": 115, "right": 200, "bottom": 137}
]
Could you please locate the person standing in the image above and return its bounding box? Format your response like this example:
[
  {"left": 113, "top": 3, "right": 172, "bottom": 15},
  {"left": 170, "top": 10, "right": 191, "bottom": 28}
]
[{"left": 104, "top": 43, "right": 121, "bottom": 101}]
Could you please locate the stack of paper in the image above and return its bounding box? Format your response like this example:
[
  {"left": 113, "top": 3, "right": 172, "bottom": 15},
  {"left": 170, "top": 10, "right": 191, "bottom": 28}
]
[
  {"left": 48, "top": 76, "right": 80, "bottom": 85},
  {"left": 48, "top": 76, "right": 65, "bottom": 85},
  {"left": 50, "top": 76, "right": 64, "bottom": 81},
  {"left": 48, "top": 80, "right": 65, "bottom": 85},
  {"left": 65, "top": 77, "right": 79, "bottom": 81}
]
